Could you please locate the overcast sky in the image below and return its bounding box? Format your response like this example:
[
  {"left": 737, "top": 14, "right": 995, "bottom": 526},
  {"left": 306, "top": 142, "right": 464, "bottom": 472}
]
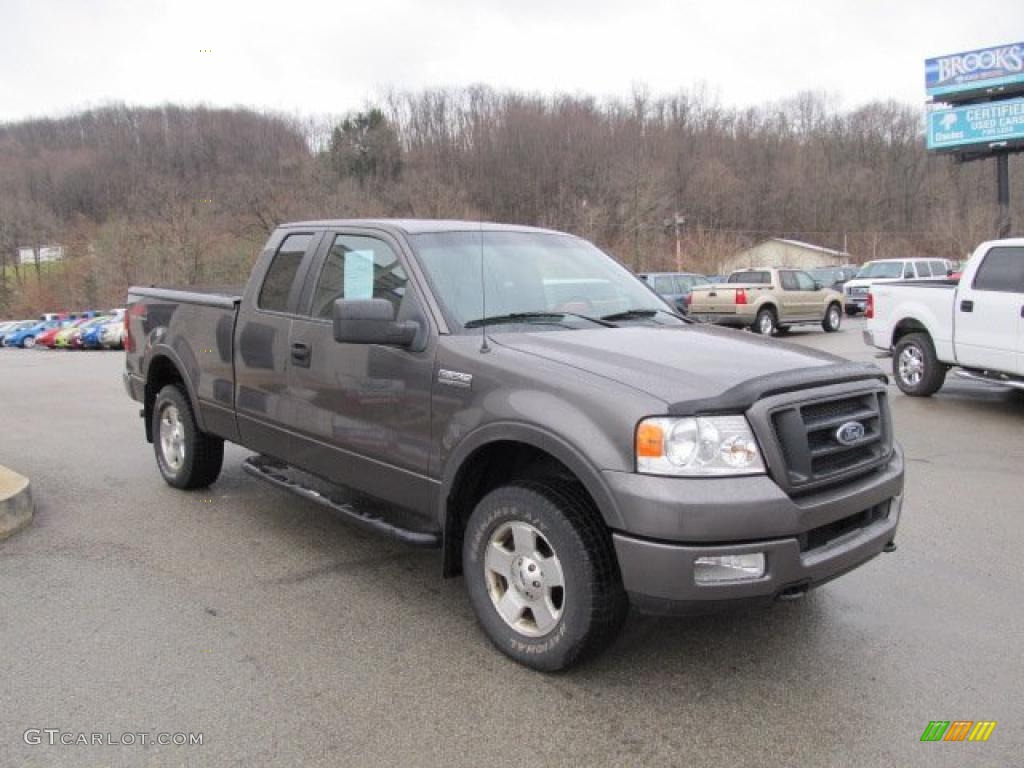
[{"left": 2, "top": 0, "right": 1022, "bottom": 122}]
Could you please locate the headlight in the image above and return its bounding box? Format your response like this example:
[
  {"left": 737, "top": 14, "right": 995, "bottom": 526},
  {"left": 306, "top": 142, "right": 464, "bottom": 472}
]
[{"left": 636, "top": 416, "right": 765, "bottom": 476}]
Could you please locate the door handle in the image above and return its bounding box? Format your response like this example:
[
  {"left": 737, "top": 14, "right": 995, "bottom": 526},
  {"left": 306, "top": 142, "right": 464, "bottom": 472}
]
[
  {"left": 960, "top": 299, "right": 974, "bottom": 312},
  {"left": 291, "top": 342, "right": 311, "bottom": 368}
]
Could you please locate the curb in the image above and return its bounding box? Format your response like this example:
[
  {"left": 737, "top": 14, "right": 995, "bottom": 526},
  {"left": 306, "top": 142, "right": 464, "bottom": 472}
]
[{"left": 0, "top": 465, "right": 34, "bottom": 540}]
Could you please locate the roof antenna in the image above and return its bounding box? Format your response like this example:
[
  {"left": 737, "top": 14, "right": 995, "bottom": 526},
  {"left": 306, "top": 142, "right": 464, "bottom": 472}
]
[{"left": 479, "top": 220, "right": 490, "bottom": 353}]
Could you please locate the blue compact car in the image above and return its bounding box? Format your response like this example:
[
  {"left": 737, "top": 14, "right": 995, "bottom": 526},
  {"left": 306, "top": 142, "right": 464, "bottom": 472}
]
[
  {"left": 80, "top": 322, "right": 107, "bottom": 349},
  {"left": 3, "top": 319, "right": 60, "bottom": 348}
]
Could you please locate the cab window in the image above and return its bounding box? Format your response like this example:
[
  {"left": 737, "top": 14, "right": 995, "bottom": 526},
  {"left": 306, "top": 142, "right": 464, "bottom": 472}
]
[
  {"left": 779, "top": 271, "right": 799, "bottom": 290},
  {"left": 310, "top": 235, "right": 408, "bottom": 319},
  {"left": 652, "top": 276, "right": 674, "bottom": 294},
  {"left": 258, "top": 234, "right": 313, "bottom": 312},
  {"left": 902, "top": 262, "right": 916, "bottom": 279},
  {"left": 972, "top": 247, "right": 1024, "bottom": 293}
]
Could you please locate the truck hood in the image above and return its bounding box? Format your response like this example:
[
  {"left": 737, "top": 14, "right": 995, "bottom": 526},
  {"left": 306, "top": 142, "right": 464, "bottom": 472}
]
[{"left": 492, "top": 324, "right": 880, "bottom": 409}]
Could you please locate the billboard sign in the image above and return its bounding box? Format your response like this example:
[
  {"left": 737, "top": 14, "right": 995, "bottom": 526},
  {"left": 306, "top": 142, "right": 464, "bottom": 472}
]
[
  {"left": 927, "top": 97, "right": 1024, "bottom": 151},
  {"left": 926, "top": 42, "right": 1024, "bottom": 99}
]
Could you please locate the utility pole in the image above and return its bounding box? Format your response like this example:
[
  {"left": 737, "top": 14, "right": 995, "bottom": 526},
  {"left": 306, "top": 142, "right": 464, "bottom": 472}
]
[{"left": 664, "top": 212, "right": 686, "bottom": 270}]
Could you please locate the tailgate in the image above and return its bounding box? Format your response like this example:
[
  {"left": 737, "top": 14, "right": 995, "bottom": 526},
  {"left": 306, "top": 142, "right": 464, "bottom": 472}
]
[{"left": 689, "top": 285, "right": 743, "bottom": 315}]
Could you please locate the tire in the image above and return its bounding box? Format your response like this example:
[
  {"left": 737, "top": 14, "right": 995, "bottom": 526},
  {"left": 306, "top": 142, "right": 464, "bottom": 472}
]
[
  {"left": 463, "top": 481, "right": 628, "bottom": 672},
  {"left": 752, "top": 307, "right": 777, "bottom": 335},
  {"left": 822, "top": 303, "right": 842, "bottom": 333},
  {"left": 893, "top": 333, "right": 946, "bottom": 397},
  {"left": 22, "top": 335, "right": 36, "bottom": 349},
  {"left": 152, "top": 384, "right": 224, "bottom": 489}
]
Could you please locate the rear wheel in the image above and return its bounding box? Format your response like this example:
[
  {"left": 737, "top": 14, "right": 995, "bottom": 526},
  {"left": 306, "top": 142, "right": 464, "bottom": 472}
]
[
  {"left": 822, "top": 303, "right": 842, "bottom": 332},
  {"left": 153, "top": 385, "right": 224, "bottom": 489},
  {"left": 753, "top": 307, "right": 777, "bottom": 335},
  {"left": 893, "top": 333, "right": 946, "bottom": 396},
  {"left": 463, "top": 481, "right": 627, "bottom": 671}
]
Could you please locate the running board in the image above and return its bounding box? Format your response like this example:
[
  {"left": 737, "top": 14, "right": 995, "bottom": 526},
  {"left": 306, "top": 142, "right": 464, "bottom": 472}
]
[
  {"left": 242, "top": 455, "right": 441, "bottom": 548},
  {"left": 954, "top": 369, "right": 1024, "bottom": 391}
]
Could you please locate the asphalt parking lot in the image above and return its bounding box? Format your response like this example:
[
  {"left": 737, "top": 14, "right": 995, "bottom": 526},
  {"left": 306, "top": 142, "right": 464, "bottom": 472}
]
[{"left": 1, "top": 318, "right": 1021, "bottom": 768}]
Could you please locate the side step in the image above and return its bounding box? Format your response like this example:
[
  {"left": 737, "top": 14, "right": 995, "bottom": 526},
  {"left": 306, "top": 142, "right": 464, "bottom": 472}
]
[
  {"left": 955, "top": 368, "right": 1024, "bottom": 391},
  {"left": 242, "top": 455, "right": 441, "bottom": 548}
]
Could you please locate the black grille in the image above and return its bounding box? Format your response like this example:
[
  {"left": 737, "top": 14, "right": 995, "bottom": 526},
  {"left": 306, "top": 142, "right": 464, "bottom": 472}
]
[
  {"left": 800, "top": 503, "right": 890, "bottom": 552},
  {"left": 770, "top": 390, "right": 891, "bottom": 493}
]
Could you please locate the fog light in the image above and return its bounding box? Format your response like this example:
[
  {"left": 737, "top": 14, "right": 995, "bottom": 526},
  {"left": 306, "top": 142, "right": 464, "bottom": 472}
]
[{"left": 694, "top": 553, "right": 765, "bottom": 584}]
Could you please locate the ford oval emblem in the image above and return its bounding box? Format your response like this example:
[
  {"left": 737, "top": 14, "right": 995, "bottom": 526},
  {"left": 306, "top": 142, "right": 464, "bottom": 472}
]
[{"left": 835, "top": 421, "right": 866, "bottom": 446}]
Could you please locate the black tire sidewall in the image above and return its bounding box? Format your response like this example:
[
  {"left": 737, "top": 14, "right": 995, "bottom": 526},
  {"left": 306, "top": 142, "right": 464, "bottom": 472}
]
[
  {"left": 153, "top": 386, "right": 197, "bottom": 488},
  {"left": 893, "top": 334, "right": 943, "bottom": 396},
  {"left": 754, "top": 308, "right": 776, "bottom": 335},
  {"left": 463, "top": 485, "right": 599, "bottom": 671},
  {"left": 823, "top": 303, "right": 841, "bottom": 332}
]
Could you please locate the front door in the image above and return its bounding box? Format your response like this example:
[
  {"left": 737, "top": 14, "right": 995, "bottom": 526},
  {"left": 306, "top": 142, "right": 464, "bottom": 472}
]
[
  {"left": 794, "top": 270, "right": 824, "bottom": 319},
  {"left": 287, "top": 230, "right": 437, "bottom": 515},
  {"left": 954, "top": 246, "right": 1024, "bottom": 373}
]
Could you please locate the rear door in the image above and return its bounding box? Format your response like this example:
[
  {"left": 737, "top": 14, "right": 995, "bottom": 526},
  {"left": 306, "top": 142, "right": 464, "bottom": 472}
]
[
  {"left": 234, "top": 230, "right": 322, "bottom": 459},
  {"left": 778, "top": 270, "right": 803, "bottom": 320},
  {"left": 953, "top": 246, "right": 1024, "bottom": 373},
  {"left": 286, "top": 228, "right": 438, "bottom": 514}
]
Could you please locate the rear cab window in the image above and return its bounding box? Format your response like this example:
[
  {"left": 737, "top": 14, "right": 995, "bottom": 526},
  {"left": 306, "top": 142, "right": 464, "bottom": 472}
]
[{"left": 258, "top": 233, "right": 315, "bottom": 312}]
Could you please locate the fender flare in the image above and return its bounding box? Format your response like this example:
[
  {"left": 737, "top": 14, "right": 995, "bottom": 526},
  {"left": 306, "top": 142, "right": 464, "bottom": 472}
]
[
  {"left": 437, "top": 420, "right": 626, "bottom": 533},
  {"left": 143, "top": 342, "right": 207, "bottom": 435}
]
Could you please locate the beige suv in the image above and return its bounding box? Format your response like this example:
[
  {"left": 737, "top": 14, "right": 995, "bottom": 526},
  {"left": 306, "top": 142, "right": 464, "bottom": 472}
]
[{"left": 688, "top": 267, "right": 844, "bottom": 335}]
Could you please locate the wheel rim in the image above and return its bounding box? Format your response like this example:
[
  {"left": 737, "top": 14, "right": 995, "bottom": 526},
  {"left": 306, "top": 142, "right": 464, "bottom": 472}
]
[
  {"left": 24, "top": 336, "right": 35, "bottom": 348},
  {"left": 759, "top": 313, "right": 773, "bottom": 334},
  {"left": 829, "top": 307, "right": 840, "bottom": 328},
  {"left": 898, "top": 345, "right": 924, "bottom": 386},
  {"left": 159, "top": 404, "right": 186, "bottom": 472},
  {"left": 484, "top": 521, "right": 565, "bottom": 637}
]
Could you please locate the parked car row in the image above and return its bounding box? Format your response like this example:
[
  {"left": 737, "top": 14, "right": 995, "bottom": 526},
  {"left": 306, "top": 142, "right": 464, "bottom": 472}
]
[{"left": 0, "top": 310, "right": 126, "bottom": 350}]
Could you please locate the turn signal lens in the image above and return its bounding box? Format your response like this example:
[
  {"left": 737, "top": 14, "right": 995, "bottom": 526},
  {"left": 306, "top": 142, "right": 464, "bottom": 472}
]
[
  {"left": 636, "top": 422, "right": 664, "bottom": 458},
  {"left": 866, "top": 292, "right": 874, "bottom": 319}
]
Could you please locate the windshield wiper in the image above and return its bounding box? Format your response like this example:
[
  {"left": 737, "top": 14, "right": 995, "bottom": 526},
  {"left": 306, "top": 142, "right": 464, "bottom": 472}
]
[
  {"left": 463, "top": 311, "right": 615, "bottom": 329},
  {"left": 600, "top": 308, "right": 680, "bottom": 322}
]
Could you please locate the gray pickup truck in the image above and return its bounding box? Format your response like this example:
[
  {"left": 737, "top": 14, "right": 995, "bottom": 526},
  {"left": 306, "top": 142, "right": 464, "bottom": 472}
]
[{"left": 124, "top": 219, "right": 903, "bottom": 671}]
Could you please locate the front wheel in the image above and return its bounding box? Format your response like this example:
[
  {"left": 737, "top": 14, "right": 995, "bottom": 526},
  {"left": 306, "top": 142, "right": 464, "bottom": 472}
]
[
  {"left": 152, "top": 384, "right": 224, "bottom": 489},
  {"left": 22, "top": 336, "right": 36, "bottom": 349},
  {"left": 463, "top": 482, "right": 627, "bottom": 671},
  {"left": 893, "top": 333, "right": 946, "bottom": 396},
  {"left": 822, "top": 303, "right": 842, "bottom": 332}
]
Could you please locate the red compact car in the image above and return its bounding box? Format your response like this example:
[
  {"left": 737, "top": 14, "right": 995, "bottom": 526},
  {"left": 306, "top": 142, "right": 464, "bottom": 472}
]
[{"left": 35, "top": 320, "right": 78, "bottom": 348}]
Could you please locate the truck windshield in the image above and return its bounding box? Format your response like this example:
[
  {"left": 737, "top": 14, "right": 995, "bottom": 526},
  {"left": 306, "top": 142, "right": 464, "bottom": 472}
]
[
  {"left": 856, "top": 262, "right": 903, "bottom": 279},
  {"left": 410, "top": 231, "right": 681, "bottom": 331}
]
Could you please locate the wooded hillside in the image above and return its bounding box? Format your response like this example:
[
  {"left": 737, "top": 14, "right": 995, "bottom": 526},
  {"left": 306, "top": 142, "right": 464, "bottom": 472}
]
[{"left": 1, "top": 87, "right": 1019, "bottom": 316}]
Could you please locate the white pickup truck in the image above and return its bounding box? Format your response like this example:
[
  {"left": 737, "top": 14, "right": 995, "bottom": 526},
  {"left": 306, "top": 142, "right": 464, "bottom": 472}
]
[{"left": 863, "top": 239, "right": 1024, "bottom": 396}]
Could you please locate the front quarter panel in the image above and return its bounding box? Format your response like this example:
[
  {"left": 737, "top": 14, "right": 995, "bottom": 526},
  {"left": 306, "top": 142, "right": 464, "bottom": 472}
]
[{"left": 433, "top": 335, "right": 664, "bottom": 530}]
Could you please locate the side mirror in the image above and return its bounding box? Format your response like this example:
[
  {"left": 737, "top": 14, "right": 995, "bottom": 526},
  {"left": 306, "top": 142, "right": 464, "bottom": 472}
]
[
  {"left": 946, "top": 269, "right": 954, "bottom": 277},
  {"left": 332, "top": 298, "right": 418, "bottom": 348},
  {"left": 813, "top": 281, "right": 824, "bottom": 291}
]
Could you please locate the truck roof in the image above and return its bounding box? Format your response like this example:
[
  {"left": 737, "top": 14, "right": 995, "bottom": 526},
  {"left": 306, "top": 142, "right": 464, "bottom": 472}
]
[{"left": 278, "top": 219, "right": 566, "bottom": 236}]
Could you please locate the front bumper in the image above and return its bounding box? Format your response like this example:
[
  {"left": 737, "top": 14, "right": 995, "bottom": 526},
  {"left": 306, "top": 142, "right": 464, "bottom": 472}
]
[{"left": 605, "top": 448, "right": 903, "bottom": 614}]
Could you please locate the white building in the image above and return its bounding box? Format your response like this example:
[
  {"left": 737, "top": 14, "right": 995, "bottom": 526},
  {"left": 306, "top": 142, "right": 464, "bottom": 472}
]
[
  {"left": 18, "top": 245, "right": 65, "bottom": 265},
  {"left": 721, "top": 238, "right": 850, "bottom": 273}
]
